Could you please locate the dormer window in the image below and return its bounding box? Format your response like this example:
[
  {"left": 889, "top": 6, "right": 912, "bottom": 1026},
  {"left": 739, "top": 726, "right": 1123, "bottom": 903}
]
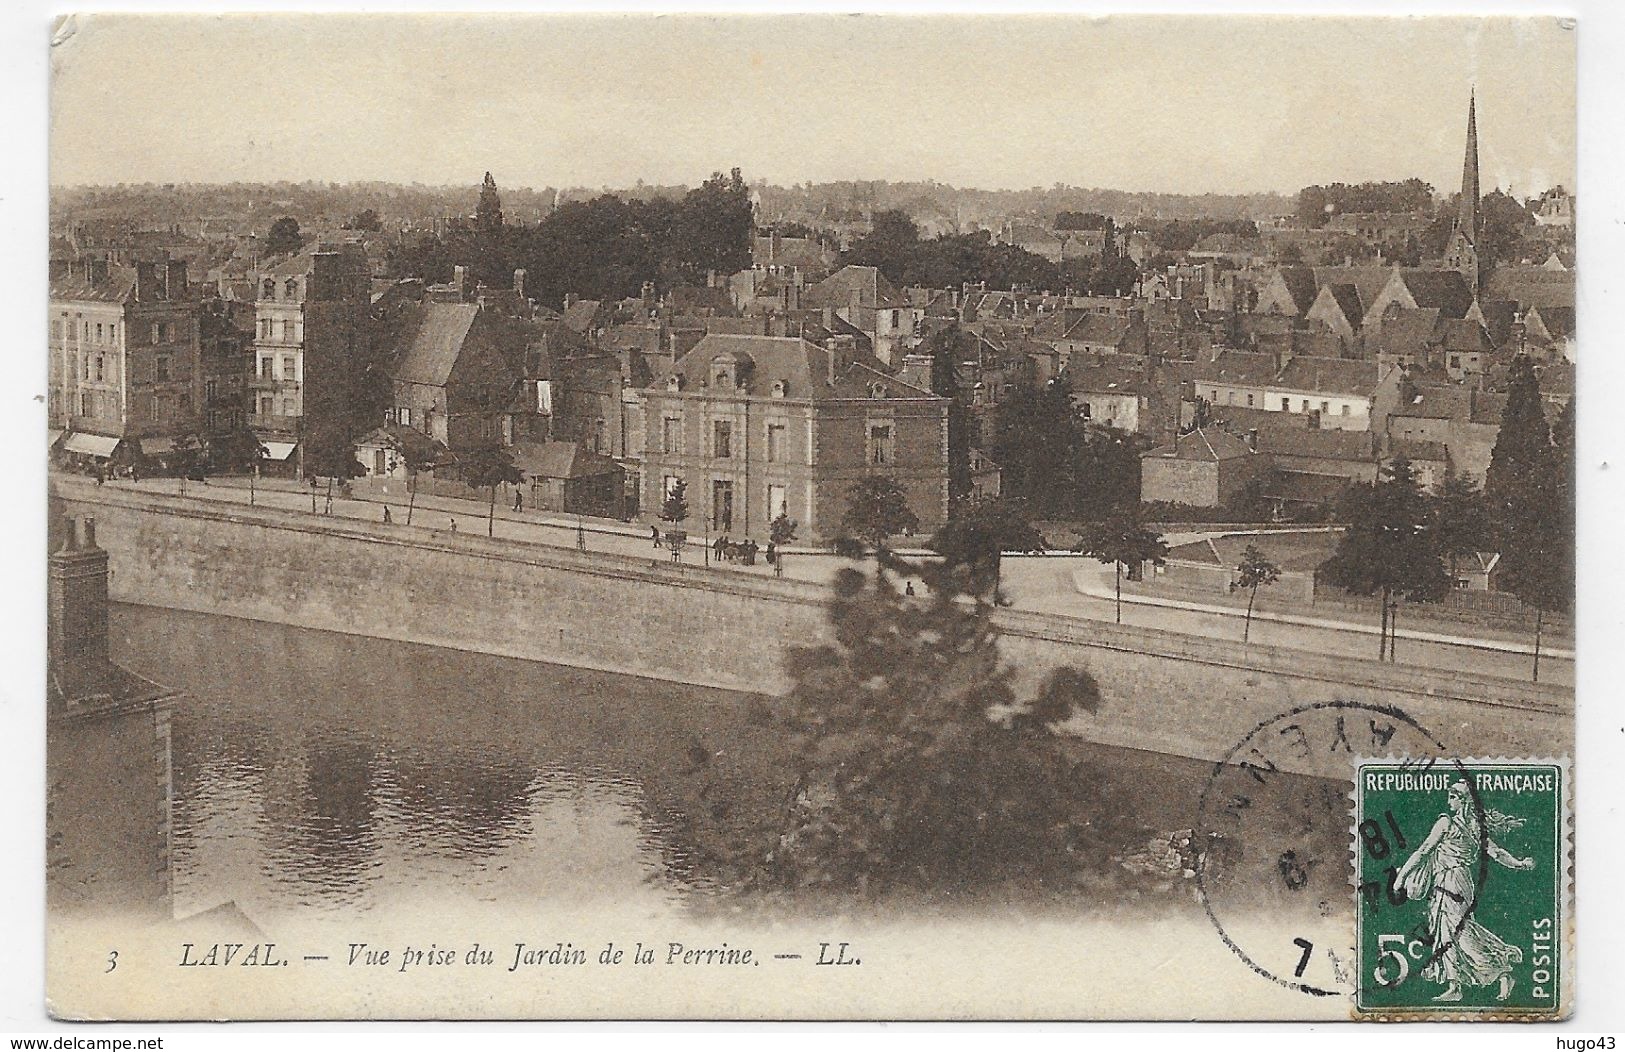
[
  {"left": 284, "top": 278, "right": 299, "bottom": 298},
  {"left": 868, "top": 381, "right": 888, "bottom": 399},
  {"left": 770, "top": 380, "right": 786, "bottom": 398},
  {"left": 666, "top": 374, "right": 682, "bottom": 392}
]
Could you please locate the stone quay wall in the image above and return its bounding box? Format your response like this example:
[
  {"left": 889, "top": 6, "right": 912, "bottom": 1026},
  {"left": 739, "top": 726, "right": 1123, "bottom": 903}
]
[{"left": 54, "top": 477, "right": 1571, "bottom": 778}]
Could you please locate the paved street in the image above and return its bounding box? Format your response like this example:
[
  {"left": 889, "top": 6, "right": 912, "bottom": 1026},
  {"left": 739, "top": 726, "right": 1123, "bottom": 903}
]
[{"left": 99, "top": 474, "right": 1571, "bottom": 689}]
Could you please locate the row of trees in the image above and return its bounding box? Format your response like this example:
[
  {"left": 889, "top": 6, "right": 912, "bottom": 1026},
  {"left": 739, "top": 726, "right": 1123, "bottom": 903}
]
[
  {"left": 1295, "top": 179, "right": 1437, "bottom": 227},
  {"left": 1320, "top": 357, "right": 1573, "bottom": 678},
  {"left": 384, "top": 170, "right": 754, "bottom": 313}
]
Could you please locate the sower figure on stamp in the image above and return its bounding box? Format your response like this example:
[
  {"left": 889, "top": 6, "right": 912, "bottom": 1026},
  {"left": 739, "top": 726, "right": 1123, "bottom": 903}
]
[{"left": 1395, "top": 779, "right": 1535, "bottom": 1003}]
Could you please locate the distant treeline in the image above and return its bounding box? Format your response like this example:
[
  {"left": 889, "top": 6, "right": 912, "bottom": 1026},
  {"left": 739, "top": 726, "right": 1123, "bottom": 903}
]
[
  {"left": 1295, "top": 179, "right": 1437, "bottom": 227},
  {"left": 387, "top": 170, "right": 753, "bottom": 310}
]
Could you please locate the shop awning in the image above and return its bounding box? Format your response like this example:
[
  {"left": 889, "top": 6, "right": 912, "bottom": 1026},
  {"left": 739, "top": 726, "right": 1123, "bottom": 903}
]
[
  {"left": 140, "top": 436, "right": 176, "bottom": 455},
  {"left": 61, "top": 432, "right": 121, "bottom": 458},
  {"left": 46, "top": 429, "right": 64, "bottom": 449},
  {"left": 261, "top": 441, "right": 297, "bottom": 461}
]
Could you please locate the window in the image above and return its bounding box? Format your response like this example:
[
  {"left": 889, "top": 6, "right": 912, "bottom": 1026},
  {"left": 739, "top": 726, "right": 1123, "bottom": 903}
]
[
  {"left": 1280, "top": 398, "right": 1290, "bottom": 411},
  {"left": 890, "top": 310, "right": 900, "bottom": 327},
  {"left": 260, "top": 357, "right": 274, "bottom": 379},
  {"left": 150, "top": 322, "right": 161, "bottom": 345},
  {"left": 95, "top": 323, "right": 103, "bottom": 342},
  {"left": 260, "top": 319, "right": 272, "bottom": 340},
  {"left": 259, "top": 396, "right": 274, "bottom": 417},
  {"left": 281, "top": 398, "right": 296, "bottom": 416},
  {"left": 282, "top": 319, "right": 294, "bottom": 341},
  {"left": 262, "top": 279, "right": 275, "bottom": 299},
  {"left": 51, "top": 320, "right": 61, "bottom": 343},
  {"left": 398, "top": 407, "right": 412, "bottom": 427},
  {"left": 663, "top": 475, "right": 681, "bottom": 501},
  {"left": 1226, "top": 391, "right": 1235, "bottom": 406},
  {"left": 92, "top": 356, "right": 104, "bottom": 382},
  {"left": 1081, "top": 401, "right": 1093, "bottom": 419},
  {"left": 712, "top": 420, "right": 732, "bottom": 459},
  {"left": 868, "top": 423, "right": 894, "bottom": 466},
  {"left": 1301, "top": 400, "right": 1310, "bottom": 412},
  {"left": 1209, "top": 388, "right": 1218, "bottom": 401},
  {"left": 156, "top": 355, "right": 171, "bottom": 382},
  {"left": 1449, "top": 355, "right": 1461, "bottom": 370},
  {"left": 285, "top": 278, "right": 298, "bottom": 298},
  {"left": 766, "top": 423, "right": 786, "bottom": 463},
  {"left": 768, "top": 484, "right": 787, "bottom": 523},
  {"left": 1320, "top": 401, "right": 1329, "bottom": 413},
  {"left": 205, "top": 379, "right": 218, "bottom": 402},
  {"left": 1340, "top": 404, "right": 1351, "bottom": 416},
  {"left": 1246, "top": 393, "right": 1255, "bottom": 407},
  {"left": 108, "top": 323, "right": 116, "bottom": 344},
  {"left": 662, "top": 417, "right": 681, "bottom": 455},
  {"left": 282, "top": 356, "right": 296, "bottom": 381}
]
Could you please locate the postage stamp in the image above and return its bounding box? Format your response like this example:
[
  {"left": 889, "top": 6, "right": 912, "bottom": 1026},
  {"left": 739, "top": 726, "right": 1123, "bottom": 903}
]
[{"left": 1352, "top": 759, "right": 1571, "bottom": 1018}]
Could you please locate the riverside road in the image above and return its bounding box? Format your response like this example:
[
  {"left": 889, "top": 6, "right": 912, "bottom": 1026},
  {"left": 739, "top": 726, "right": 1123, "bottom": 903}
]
[{"left": 86, "top": 473, "right": 1572, "bottom": 689}]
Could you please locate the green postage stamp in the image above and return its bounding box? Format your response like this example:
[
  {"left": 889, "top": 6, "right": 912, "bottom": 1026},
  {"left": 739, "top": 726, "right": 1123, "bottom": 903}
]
[{"left": 1353, "top": 759, "right": 1571, "bottom": 1018}]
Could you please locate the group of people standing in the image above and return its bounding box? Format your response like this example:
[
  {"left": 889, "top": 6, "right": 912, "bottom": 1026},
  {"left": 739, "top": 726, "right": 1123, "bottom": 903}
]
[{"left": 712, "top": 535, "right": 761, "bottom": 565}]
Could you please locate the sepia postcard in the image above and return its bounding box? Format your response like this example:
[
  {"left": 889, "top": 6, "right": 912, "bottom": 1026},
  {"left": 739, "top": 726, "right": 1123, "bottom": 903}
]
[{"left": 42, "top": 12, "right": 1579, "bottom": 1021}]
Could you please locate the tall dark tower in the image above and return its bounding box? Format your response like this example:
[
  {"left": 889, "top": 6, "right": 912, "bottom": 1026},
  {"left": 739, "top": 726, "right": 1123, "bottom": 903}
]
[{"left": 1447, "top": 91, "right": 1483, "bottom": 287}]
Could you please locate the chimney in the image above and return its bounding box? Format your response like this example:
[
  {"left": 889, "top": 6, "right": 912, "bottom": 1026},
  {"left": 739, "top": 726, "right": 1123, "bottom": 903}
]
[
  {"left": 821, "top": 306, "right": 835, "bottom": 331},
  {"left": 49, "top": 515, "right": 111, "bottom": 705},
  {"left": 165, "top": 259, "right": 188, "bottom": 300},
  {"left": 770, "top": 231, "right": 782, "bottom": 261},
  {"left": 453, "top": 265, "right": 468, "bottom": 299},
  {"left": 564, "top": 292, "right": 579, "bottom": 311},
  {"left": 640, "top": 280, "right": 655, "bottom": 305},
  {"left": 513, "top": 269, "right": 527, "bottom": 299},
  {"left": 1245, "top": 429, "right": 1259, "bottom": 451},
  {"left": 134, "top": 260, "right": 159, "bottom": 302}
]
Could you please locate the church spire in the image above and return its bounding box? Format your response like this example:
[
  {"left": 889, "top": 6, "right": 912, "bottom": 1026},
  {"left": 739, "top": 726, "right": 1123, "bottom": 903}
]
[{"left": 1457, "top": 89, "right": 1480, "bottom": 244}]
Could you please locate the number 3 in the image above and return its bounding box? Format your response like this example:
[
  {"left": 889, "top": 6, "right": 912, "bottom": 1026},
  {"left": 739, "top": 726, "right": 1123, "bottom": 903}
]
[
  {"left": 1373, "top": 935, "right": 1408, "bottom": 987},
  {"left": 104, "top": 950, "right": 118, "bottom": 973}
]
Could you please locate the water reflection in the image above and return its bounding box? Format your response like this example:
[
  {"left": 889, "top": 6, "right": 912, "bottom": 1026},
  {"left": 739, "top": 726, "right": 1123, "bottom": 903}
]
[{"left": 110, "top": 605, "right": 777, "bottom": 925}]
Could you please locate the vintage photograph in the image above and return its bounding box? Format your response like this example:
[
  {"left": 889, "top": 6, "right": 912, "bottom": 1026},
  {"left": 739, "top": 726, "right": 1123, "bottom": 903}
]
[{"left": 42, "top": 13, "right": 1576, "bottom": 1020}]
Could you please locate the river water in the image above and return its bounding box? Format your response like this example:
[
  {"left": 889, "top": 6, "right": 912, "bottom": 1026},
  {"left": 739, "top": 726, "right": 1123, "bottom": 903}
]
[{"left": 84, "top": 603, "right": 1338, "bottom": 929}]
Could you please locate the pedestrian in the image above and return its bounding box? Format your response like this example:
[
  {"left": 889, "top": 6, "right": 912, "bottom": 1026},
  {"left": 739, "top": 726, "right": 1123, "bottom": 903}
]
[
  {"left": 651, "top": 524, "right": 662, "bottom": 548},
  {"left": 514, "top": 489, "right": 524, "bottom": 512},
  {"left": 905, "top": 581, "right": 916, "bottom": 596},
  {"left": 324, "top": 493, "right": 333, "bottom": 515},
  {"left": 713, "top": 534, "right": 727, "bottom": 561},
  {"left": 450, "top": 517, "right": 458, "bottom": 533},
  {"left": 130, "top": 463, "right": 139, "bottom": 484},
  {"left": 383, "top": 506, "right": 393, "bottom": 524},
  {"left": 95, "top": 464, "right": 105, "bottom": 486}
]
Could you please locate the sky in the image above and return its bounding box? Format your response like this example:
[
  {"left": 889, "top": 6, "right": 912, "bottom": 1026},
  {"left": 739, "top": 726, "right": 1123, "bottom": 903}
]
[{"left": 49, "top": 13, "right": 1576, "bottom": 196}]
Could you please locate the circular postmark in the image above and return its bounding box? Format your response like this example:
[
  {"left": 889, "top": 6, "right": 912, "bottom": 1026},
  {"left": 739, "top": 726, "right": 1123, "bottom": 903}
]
[{"left": 1194, "top": 701, "right": 1486, "bottom": 999}]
